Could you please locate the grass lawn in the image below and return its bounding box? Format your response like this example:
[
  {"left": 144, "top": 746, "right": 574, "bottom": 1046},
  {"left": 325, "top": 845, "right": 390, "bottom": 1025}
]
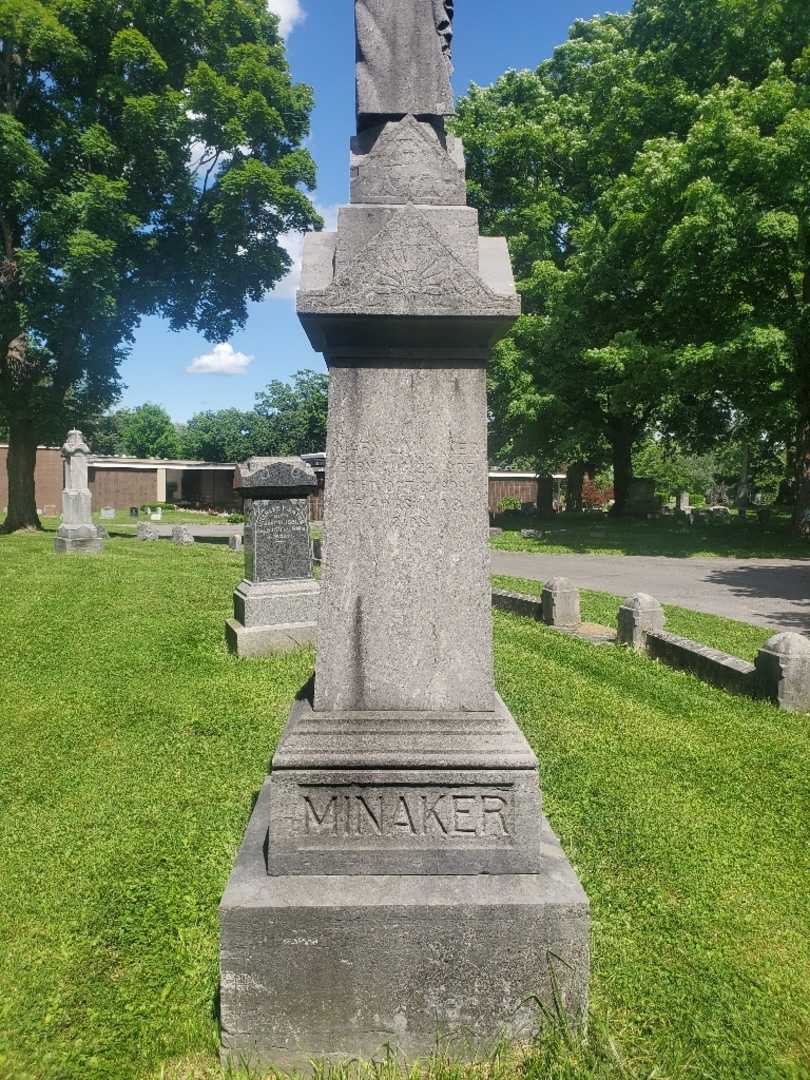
[
  {"left": 1, "top": 531, "right": 808, "bottom": 1080},
  {"left": 41, "top": 509, "right": 238, "bottom": 532},
  {"left": 490, "top": 511, "right": 810, "bottom": 560}
]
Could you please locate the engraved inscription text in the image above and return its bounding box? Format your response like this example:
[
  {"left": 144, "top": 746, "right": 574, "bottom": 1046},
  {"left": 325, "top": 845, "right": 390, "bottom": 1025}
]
[{"left": 300, "top": 786, "right": 513, "bottom": 844}]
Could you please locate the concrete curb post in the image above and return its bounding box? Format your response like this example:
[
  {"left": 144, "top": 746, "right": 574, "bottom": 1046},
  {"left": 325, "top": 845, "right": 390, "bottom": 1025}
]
[
  {"left": 617, "top": 593, "right": 666, "bottom": 650},
  {"left": 542, "top": 577, "right": 581, "bottom": 629},
  {"left": 755, "top": 633, "right": 810, "bottom": 713}
]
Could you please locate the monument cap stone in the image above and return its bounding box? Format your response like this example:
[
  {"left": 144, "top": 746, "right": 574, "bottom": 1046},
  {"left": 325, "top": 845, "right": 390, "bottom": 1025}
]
[
  {"left": 63, "top": 429, "right": 91, "bottom": 457},
  {"left": 755, "top": 632, "right": 810, "bottom": 712},
  {"left": 235, "top": 456, "right": 318, "bottom": 500},
  {"left": 542, "top": 577, "right": 581, "bottom": 629},
  {"left": 617, "top": 592, "right": 666, "bottom": 649},
  {"left": 355, "top": 0, "right": 455, "bottom": 128}
]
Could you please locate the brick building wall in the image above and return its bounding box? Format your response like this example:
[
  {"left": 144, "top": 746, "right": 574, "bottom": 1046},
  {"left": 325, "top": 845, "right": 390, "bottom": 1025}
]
[
  {"left": 89, "top": 467, "right": 159, "bottom": 509},
  {"left": 0, "top": 445, "right": 63, "bottom": 514},
  {"left": 1, "top": 444, "right": 541, "bottom": 521},
  {"left": 488, "top": 476, "right": 539, "bottom": 512}
]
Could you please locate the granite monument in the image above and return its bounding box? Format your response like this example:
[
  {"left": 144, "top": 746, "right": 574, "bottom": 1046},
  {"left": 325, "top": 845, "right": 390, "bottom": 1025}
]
[
  {"left": 53, "top": 430, "right": 103, "bottom": 555},
  {"left": 220, "top": 3, "right": 589, "bottom": 1068},
  {"left": 224, "top": 457, "right": 319, "bottom": 656}
]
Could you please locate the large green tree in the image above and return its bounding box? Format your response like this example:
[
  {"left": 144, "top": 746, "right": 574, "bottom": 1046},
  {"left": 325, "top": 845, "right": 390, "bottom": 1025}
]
[
  {"left": 181, "top": 406, "right": 266, "bottom": 462},
  {"left": 0, "top": 0, "right": 319, "bottom": 531},
  {"left": 602, "top": 58, "right": 810, "bottom": 525},
  {"left": 119, "top": 402, "right": 180, "bottom": 459},
  {"left": 255, "top": 369, "right": 328, "bottom": 456},
  {"left": 457, "top": 0, "right": 808, "bottom": 520}
]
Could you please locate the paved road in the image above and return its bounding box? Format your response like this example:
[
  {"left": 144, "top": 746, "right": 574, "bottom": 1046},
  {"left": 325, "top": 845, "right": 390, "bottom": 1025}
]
[{"left": 491, "top": 550, "right": 810, "bottom": 634}]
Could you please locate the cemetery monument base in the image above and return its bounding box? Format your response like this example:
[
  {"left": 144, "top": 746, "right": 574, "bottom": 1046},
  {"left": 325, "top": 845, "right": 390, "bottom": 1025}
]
[
  {"left": 225, "top": 580, "right": 320, "bottom": 655},
  {"left": 220, "top": 779, "right": 589, "bottom": 1070}
]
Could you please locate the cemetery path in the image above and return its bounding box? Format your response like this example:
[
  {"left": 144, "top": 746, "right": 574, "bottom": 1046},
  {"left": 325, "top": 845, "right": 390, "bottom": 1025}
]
[{"left": 491, "top": 551, "right": 810, "bottom": 635}]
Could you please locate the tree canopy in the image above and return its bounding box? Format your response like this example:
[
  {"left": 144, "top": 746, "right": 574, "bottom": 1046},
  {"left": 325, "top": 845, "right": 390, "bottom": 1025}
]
[
  {"left": 455, "top": 0, "right": 809, "bottom": 523},
  {"left": 0, "top": 0, "right": 320, "bottom": 530},
  {"left": 87, "top": 369, "right": 329, "bottom": 465},
  {"left": 254, "top": 369, "right": 328, "bottom": 457},
  {"left": 119, "top": 403, "right": 180, "bottom": 460}
]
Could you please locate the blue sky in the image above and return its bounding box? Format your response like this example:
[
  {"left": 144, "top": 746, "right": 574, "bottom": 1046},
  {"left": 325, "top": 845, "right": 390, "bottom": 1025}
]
[{"left": 122, "top": 0, "right": 631, "bottom": 422}]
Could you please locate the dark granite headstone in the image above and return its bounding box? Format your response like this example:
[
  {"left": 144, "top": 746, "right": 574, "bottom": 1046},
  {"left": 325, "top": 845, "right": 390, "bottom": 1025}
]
[
  {"left": 246, "top": 498, "right": 311, "bottom": 582},
  {"left": 225, "top": 457, "right": 320, "bottom": 656}
]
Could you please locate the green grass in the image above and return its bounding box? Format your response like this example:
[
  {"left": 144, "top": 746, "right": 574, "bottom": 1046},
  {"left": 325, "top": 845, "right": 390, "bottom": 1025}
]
[
  {"left": 1, "top": 531, "right": 808, "bottom": 1080},
  {"left": 39, "top": 509, "right": 235, "bottom": 533},
  {"left": 490, "top": 511, "right": 810, "bottom": 560}
]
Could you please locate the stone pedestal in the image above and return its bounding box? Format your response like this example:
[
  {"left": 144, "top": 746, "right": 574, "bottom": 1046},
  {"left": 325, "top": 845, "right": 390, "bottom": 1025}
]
[
  {"left": 220, "top": 3, "right": 589, "bottom": 1066},
  {"left": 220, "top": 782, "right": 589, "bottom": 1071},
  {"left": 53, "top": 430, "right": 103, "bottom": 555},
  {"left": 542, "top": 577, "right": 581, "bottom": 630},
  {"left": 226, "top": 458, "right": 319, "bottom": 657}
]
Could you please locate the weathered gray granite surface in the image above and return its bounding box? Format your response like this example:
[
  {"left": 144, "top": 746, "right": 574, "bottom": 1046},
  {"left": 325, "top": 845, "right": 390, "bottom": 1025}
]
[
  {"left": 617, "top": 592, "right": 666, "bottom": 650},
  {"left": 220, "top": 0, "right": 589, "bottom": 1065},
  {"left": 755, "top": 632, "right": 810, "bottom": 712},
  {"left": 265, "top": 693, "right": 542, "bottom": 877},
  {"left": 542, "top": 577, "right": 581, "bottom": 629},
  {"left": 314, "top": 362, "right": 494, "bottom": 713},
  {"left": 53, "top": 430, "right": 103, "bottom": 555},
  {"left": 355, "top": 0, "right": 455, "bottom": 126},
  {"left": 220, "top": 781, "right": 589, "bottom": 1071}
]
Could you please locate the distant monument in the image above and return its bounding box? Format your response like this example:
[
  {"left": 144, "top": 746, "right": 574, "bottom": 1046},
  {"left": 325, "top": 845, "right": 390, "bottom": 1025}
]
[
  {"left": 53, "top": 430, "right": 103, "bottom": 555},
  {"left": 219, "top": 1, "right": 589, "bottom": 1068},
  {"left": 225, "top": 457, "right": 319, "bottom": 656}
]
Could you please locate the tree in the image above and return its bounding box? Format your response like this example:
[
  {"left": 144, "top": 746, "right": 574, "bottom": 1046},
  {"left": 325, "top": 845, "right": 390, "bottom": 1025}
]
[
  {"left": 455, "top": 20, "right": 687, "bottom": 513},
  {"left": 86, "top": 408, "right": 131, "bottom": 456},
  {"left": 120, "top": 403, "right": 180, "bottom": 460},
  {"left": 255, "top": 370, "right": 328, "bottom": 456},
  {"left": 456, "top": 0, "right": 808, "bottom": 518},
  {"left": 602, "top": 59, "right": 809, "bottom": 527},
  {"left": 181, "top": 407, "right": 267, "bottom": 463},
  {"left": 0, "top": 0, "right": 319, "bottom": 531}
]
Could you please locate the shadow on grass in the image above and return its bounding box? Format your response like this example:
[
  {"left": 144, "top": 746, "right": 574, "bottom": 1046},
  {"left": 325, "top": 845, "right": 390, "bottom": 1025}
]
[{"left": 490, "top": 512, "right": 810, "bottom": 561}]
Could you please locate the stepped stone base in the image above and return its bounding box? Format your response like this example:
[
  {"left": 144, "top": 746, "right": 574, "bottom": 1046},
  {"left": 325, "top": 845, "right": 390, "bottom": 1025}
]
[
  {"left": 225, "top": 619, "right": 318, "bottom": 657},
  {"left": 219, "top": 780, "right": 589, "bottom": 1072},
  {"left": 226, "top": 579, "right": 320, "bottom": 657},
  {"left": 54, "top": 535, "right": 103, "bottom": 555}
]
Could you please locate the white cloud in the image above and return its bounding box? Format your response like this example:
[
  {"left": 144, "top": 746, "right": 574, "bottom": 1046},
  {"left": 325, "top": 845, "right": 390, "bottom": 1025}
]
[
  {"left": 186, "top": 342, "right": 255, "bottom": 376},
  {"left": 267, "top": 0, "right": 305, "bottom": 37},
  {"left": 271, "top": 202, "right": 340, "bottom": 301}
]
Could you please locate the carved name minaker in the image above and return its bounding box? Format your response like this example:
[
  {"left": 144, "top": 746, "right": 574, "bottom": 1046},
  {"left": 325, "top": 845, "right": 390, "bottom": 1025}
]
[{"left": 300, "top": 786, "right": 513, "bottom": 842}]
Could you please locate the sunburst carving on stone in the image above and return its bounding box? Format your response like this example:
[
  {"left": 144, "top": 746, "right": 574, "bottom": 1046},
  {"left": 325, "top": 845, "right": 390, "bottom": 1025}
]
[{"left": 299, "top": 206, "right": 519, "bottom": 318}]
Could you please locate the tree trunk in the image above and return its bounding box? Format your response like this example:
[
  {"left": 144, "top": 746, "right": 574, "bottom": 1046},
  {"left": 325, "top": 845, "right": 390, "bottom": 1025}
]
[
  {"left": 609, "top": 428, "right": 634, "bottom": 516},
  {"left": 794, "top": 416, "right": 810, "bottom": 537},
  {"left": 1, "top": 413, "right": 42, "bottom": 532},
  {"left": 566, "top": 462, "right": 584, "bottom": 513}
]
